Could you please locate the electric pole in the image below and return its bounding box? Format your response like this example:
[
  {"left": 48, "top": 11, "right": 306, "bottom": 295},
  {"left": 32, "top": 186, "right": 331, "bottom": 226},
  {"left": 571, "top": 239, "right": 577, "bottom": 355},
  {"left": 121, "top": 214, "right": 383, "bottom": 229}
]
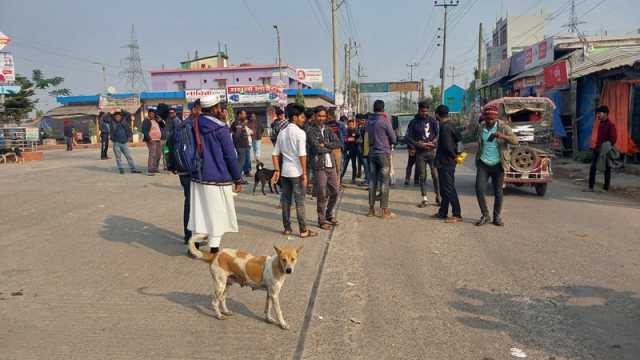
[
  {"left": 331, "top": 0, "right": 347, "bottom": 102},
  {"left": 477, "top": 22, "right": 483, "bottom": 85},
  {"left": 356, "top": 63, "right": 367, "bottom": 112},
  {"left": 435, "top": 0, "right": 458, "bottom": 103},
  {"left": 273, "top": 25, "right": 283, "bottom": 85},
  {"left": 406, "top": 62, "right": 418, "bottom": 81},
  {"left": 448, "top": 65, "right": 456, "bottom": 85},
  {"left": 344, "top": 40, "right": 350, "bottom": 110},
  {"left": 93, "top": 62, "right": 107, "bottom": 93}
]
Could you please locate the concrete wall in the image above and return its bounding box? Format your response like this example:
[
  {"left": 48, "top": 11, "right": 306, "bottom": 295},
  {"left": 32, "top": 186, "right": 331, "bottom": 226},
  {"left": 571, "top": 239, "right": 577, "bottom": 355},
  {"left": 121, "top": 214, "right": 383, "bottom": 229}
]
[{"left": 507, "top": 16, "right": 545, "bottom": 55}]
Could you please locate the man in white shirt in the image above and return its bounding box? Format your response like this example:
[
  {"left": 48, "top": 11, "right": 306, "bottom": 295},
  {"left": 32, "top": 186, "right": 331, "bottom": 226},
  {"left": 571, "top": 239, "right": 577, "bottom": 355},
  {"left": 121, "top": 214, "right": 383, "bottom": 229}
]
[{"left": 272, "top": 103, "right": 317, "bottom": 238}]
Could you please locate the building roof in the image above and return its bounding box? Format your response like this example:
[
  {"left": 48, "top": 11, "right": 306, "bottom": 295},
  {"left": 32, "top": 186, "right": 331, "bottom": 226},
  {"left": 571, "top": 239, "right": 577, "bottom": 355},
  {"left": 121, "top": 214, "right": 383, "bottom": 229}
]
[
  {"left": 44, "top": 105, "right": 100, "bottom": 118},
  {"left": 150, "top": 64, "right": 294, "bottom": 75},
  {"left": 509, "top": 66, "right": 544, "bottom": 82},
  {"left": 179, "top": 53, "right": 228, "bottom": 65},
  {"left": 570, "top": 47, "right": 640, "bottom": 79}
]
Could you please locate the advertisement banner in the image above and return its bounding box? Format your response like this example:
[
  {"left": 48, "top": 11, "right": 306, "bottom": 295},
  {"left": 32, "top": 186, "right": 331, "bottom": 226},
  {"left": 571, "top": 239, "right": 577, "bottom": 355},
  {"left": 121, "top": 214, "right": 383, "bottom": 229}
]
[
  {"left": 0, "top": 52, "right": 15, "bottom": 83},
  {"left": 510, "top": 51, "right": 526, "bottom": 75},
  {"left": 544, "top": 60, "right": 569, "bottom": 89},
  {"left": 185, "top": 88, "right": 226, "bottom": 102},
  {"left": 359, "top": 82, "right": 389, "bottom": 93},
  {"left": 296, "top": 69, "right": 322, "bottom": 83},
  {"left": 524, "top": 38, "right": 554, "bottom": 71},
  {"left": 227, "top": 85, "right": 282, "bottom": 104},
  {"left": 99, "top": 95, "right": 140, "bottom": 113}
]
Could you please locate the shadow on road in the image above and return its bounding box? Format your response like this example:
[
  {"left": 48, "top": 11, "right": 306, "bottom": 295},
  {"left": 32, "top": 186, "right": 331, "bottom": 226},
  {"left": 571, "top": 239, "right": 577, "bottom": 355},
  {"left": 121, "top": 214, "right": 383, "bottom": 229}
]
[
  {"left": 136, "top": 286, "right": 264, "bottom": 322},
  {"left": 99, "top": 215, "right": 184, "bottom": 257},
  {"left": 450, "top": 285, "right": 640, "bottom": 359}
]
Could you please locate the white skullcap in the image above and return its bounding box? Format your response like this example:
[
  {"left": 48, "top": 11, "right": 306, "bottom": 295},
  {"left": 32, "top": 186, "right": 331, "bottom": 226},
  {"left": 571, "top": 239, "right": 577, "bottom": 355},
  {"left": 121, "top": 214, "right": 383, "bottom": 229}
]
[{"left": 200, "top": 95, "right": 222, "bottom": 108}]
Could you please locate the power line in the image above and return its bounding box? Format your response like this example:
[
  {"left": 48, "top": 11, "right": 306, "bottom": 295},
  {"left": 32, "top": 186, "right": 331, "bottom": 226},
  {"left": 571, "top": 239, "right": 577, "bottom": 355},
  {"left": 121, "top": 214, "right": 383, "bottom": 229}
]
[
  {"left": 307, "top": 0, "right": 331, "bottom": 35},
  {"left": 242, "top": 0, "right": 267, "bottom": 32},
  {"left": 581, "top": 0, "right": 607, "bottom": 17}
]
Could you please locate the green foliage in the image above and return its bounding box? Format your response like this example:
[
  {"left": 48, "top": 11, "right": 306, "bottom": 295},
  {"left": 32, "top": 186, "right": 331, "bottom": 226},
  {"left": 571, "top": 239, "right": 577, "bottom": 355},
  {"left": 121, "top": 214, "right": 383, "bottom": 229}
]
[
  {"left": 429, "top": 86, "right": 442, "bottom": 108},
  {"left": 295, "top": 89, "right": 305, "bottom": 106},
  {"left": 88, "top": 121, "right": 97, "bottom": 137},
  {"left": 226, "top": 103, "right": 235, "bottom": 123},
  {"left": 0, "top": 69, "right": 70, "bottom": 124}
]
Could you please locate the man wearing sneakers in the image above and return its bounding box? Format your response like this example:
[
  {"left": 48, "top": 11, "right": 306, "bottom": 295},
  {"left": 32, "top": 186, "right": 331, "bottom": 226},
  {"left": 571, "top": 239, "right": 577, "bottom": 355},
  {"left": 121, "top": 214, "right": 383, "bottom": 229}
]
[
  {"left": 405, "top": 100, "right": 440, "bottom": 208},
  {"left": 272, "top": 103, "right": 317, "bottom": 239},
  {"left": 109, "top": 109, "right": 141, "bottom": 174}
]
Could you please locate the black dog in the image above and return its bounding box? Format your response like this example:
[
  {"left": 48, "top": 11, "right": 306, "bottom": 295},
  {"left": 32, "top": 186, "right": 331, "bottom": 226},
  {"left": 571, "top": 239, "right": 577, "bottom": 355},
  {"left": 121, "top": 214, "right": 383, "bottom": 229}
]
[{"left": 253, "top": 162, "right": 280, "bottom": 195}]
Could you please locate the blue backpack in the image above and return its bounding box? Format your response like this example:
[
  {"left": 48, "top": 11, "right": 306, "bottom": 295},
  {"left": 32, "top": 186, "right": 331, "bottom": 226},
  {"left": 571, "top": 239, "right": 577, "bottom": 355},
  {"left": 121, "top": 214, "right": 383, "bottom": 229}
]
[{"left": 172, "top": 117, "right": 203, "bottom": 175}]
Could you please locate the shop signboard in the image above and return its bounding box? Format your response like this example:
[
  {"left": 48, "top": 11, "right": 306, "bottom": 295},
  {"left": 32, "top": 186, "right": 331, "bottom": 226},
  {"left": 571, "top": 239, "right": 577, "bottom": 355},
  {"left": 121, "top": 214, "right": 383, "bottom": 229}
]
[
  {"left": 544, "top": 60, "right": 569, "bottom": 89},
  {"left": 0, "top": 52, "right": 15, "bottom": 83},
  {"left": 227, "top": 85, "right": 282, "bottom": 104},
  {"left": 25, "top": 127, "right": 39, "bottom": 142},
  {"left": 389, "top": 81, "right": 420, "bottom": 92},
  {"left": 359, "top": 82, "right": 389, "bottom": 93},
  {"left": 510, "top": 51, "right": 526, "bottom": 76},
  {"left": 296, "top": 69, "right": 322, "bottom": 83},
  {"left": 524, "top": 38, "right": 554, "bottom": 71},
  {"left": 99, "top": 94, "right": 140, "bottom": 113},
  {"left": 185, "top": 88, "right": 226, "bottom": 102},
  {"left": 488, "top": 58, "right": 511, "bottom": 83}
]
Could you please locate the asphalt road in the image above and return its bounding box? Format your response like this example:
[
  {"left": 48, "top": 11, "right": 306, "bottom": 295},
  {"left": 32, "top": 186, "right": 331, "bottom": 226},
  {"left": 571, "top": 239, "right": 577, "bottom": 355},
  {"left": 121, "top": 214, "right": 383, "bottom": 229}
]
[{"left": 1, "top": 146, "right": 639, "bottom": 360}]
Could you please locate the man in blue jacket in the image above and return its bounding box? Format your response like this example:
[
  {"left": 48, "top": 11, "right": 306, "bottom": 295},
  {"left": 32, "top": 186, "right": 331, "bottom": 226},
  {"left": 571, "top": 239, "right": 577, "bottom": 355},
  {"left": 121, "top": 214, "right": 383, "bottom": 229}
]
[
  {"left": 109, "top": 109, "right": 141, "bottom": 174},
  {"left": 366, "top": 100, "right": 397, "bottom": 218},
  {"left": 188, "top": 95, "right": 242, "bottom": 254}
]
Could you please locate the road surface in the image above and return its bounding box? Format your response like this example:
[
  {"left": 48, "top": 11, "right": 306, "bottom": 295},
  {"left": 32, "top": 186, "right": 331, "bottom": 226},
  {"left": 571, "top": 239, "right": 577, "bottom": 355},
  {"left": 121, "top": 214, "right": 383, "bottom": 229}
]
[{"left": 1, "top": 146, "right": 638, "bottom": 360}]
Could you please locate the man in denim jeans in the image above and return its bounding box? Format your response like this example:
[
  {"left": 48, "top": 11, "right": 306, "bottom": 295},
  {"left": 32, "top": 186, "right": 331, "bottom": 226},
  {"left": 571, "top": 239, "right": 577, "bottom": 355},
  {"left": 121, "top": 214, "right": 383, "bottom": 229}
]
[
  {"left": 272, "top": 103, "right": 317, "bottom": 239},
  {"left": 109, "top": 109, "right": 141, "bottom": 174},
  {"left": 366, "top": 100, "right": 397, "bottom": 218}
]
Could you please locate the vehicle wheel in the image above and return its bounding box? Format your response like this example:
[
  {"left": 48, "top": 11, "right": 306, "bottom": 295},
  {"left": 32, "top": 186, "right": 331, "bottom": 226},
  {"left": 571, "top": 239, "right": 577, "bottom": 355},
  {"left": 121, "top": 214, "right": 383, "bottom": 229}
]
[{"left": 535, "top": 183, "right": 547, "bottom": 197}]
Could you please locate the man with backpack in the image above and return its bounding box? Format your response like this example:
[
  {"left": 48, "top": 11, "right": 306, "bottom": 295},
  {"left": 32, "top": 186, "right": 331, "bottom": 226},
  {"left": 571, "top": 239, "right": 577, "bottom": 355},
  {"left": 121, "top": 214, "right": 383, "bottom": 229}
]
[
  {"left": 167, "top": 102, "right": 201, "bottom": 244},
  {"left": 188, "top": 95, "right": 242, "bottom": 254}
]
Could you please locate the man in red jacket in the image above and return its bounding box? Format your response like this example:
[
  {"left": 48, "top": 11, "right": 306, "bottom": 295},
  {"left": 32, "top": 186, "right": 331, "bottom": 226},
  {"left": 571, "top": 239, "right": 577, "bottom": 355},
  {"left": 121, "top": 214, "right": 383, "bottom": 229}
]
[{"left": 587, "top": 105, "right": 617, "bottom": 192}]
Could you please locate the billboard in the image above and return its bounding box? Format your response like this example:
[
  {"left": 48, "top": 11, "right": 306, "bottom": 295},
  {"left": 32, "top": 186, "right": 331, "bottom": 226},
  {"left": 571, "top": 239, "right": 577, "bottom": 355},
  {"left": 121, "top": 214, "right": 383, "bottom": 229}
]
[
  {"left": 0, "top": 52, "right": 15, "bottom": 83},
  {"left": 227, "top": 85, "right": 282, "bottom": 104},
  {"left": 544, "top": 60, "right": 569, "bottom": 89},
  {"left": 296, "top": 69, "right": 323, "bottom": 83},
  {"left": 185, "top": 88, "right": 226, "bottom": 102},
  {"left": 359, "top": 81, "right": 420, "bottom": 93},
  {"left": 524, "top": 38, "right": 554, "bottom": 71},
  {"left": 0, "top": 32, "right": 10, "bottom": 51},
  {"left": 99, "top": 95, "right": 140, "bottom": 113}
]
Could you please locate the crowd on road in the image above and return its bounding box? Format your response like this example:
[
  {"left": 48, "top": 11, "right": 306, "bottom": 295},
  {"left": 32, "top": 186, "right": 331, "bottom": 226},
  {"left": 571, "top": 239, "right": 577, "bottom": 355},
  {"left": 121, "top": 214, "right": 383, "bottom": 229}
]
[{"left": 86, "top": 94, "right": 621, "bottom": 256}]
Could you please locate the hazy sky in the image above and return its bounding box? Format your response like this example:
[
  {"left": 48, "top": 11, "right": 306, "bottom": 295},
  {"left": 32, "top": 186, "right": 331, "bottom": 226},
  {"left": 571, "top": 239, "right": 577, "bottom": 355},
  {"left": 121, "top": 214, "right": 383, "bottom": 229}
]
[{"left": 1, "top": 0, "right": 638, "bottom": 110}]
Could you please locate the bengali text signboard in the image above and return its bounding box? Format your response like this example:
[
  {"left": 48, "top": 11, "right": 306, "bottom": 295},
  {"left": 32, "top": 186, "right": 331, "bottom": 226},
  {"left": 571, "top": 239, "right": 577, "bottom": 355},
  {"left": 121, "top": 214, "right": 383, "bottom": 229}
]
[
  {"left": 99, "top": 95, "right": 140, "bottom": 113},
  {"left": 227, "top": 85, "right": 282, "bottom": 104},
  {"left": 185, "top": 88, "right": 226, "bottom": 102},
  {"left": 296, "top": 68, "right": 323, "bottom": 83}
]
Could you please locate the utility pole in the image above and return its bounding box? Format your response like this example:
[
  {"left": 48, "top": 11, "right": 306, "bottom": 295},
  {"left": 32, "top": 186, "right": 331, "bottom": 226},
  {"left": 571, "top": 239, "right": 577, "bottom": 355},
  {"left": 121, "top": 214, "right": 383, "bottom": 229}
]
[
  {"left": 92, "top": 62, "right": 107, "bottom": 93},
  {"left": 331, "top": 0, "right": 346, "bottom": 102},
  {"left": 406, "top": 62, "right": 419, "bottom": 81},
  {"left": 435, "top": 0, "right": 458, "bottom": 103},
  {"left": 356, "top": 63, "right": 367, "bottom": 112},
  {"left": 344, "top": 40, "right": 350, "bottom": 110},
  {"left": 477, "top": 22, "right": 483, "bottom": 84},
  {"left": 448, "top": 65, "right": 456, "bottom": 85},
  {"left": 273, "top": 25, "right": 283, "bottom": 85}
]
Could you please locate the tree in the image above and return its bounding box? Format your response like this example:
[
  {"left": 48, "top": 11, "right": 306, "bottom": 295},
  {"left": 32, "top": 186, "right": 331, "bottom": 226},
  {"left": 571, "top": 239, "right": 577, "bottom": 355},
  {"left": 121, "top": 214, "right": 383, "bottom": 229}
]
[
  {"left": 295, "top": 89, "right": 305, "bottom": 106},
  {"left": 0, "top": 69, "right": 70, "bottom": 125},
  {"left": 225, "top": 102, "right": 235, "bottom": 123},
  {"left": 429, "top": 85, "right": 442, "bottom": 108}
]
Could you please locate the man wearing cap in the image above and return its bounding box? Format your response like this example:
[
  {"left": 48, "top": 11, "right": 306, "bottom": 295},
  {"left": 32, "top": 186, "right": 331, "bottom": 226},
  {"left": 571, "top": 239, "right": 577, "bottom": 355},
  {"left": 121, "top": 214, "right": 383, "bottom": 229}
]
[
  {"left": 432, "top": 105, "right": 462, "bottom": 223},
  {"left": 109, "top": 109, "right": 141, "bottom": 174},
  {"left": 188, "top": 96, "right": 242, "bottom": 255},
  {"left": 587, "top": 105, "right": 617, "bottom": 192},
  {"left": 473, "top": 103, "right": 518, "bottom": 226}
]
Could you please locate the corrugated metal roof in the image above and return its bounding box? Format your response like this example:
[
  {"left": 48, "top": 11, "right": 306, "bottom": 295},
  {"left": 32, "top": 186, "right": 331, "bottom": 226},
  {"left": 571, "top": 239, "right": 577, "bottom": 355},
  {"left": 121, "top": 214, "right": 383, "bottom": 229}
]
[
  {"left": 570, "top": 47, "right": 640, "bottom": 79},
  {"left": 45, "top": 105, "right": 100, "bottom": 117}
]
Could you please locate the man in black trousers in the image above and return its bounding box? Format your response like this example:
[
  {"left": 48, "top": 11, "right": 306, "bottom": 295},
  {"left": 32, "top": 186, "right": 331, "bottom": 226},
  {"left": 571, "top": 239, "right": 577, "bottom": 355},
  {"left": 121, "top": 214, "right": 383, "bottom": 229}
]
[{"left": 432, "top": 105, "right": 462, "bottom": 224}]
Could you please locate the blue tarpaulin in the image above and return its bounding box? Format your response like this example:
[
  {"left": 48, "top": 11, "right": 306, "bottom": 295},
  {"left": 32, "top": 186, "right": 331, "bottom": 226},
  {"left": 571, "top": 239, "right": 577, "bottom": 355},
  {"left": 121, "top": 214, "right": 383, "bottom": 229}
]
[
  {"left": 546, "top": 90, "right": 566, "bottom": 137},
  {"left": 577, "top": 76, "right": 597, "bottom": 150}
]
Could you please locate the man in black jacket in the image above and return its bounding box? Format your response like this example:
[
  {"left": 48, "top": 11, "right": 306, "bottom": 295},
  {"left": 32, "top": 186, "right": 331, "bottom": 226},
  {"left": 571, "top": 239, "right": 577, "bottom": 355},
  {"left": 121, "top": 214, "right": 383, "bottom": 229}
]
[
  {"left": 405, "top": 100, "right": 440, "bottom": 208},
  {"left": 231, "top": 110, "right": 251, "bottom": 184},
  {"left": 432, "top": 105, "right": 462, "bottom": 223},
  {"left": 307, "top": 106, "right": 342, "bottom": 230}
]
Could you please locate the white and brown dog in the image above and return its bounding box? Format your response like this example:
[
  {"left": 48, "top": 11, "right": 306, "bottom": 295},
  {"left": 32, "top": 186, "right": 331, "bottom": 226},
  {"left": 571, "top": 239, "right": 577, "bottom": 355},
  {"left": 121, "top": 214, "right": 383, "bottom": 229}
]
[{"left": 188, "top": 239, "right": 302, "bottom": 330}]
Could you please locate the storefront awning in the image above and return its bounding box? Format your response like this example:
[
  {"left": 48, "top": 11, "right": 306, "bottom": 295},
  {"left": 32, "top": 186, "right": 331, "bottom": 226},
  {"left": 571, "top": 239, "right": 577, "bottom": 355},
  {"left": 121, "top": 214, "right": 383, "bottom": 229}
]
[{"left": 509, "top": 67, "right": 544, "bottom": 82}]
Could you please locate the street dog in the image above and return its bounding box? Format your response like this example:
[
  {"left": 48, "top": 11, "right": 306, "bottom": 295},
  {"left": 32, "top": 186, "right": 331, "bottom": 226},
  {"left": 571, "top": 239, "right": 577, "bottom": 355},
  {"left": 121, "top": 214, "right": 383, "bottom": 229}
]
[
  {"left": 253, "top": 161, "right": 280, "bottom": 195},
  {"left": 188, "top": 239, "right": 302, "bottom": 330}
]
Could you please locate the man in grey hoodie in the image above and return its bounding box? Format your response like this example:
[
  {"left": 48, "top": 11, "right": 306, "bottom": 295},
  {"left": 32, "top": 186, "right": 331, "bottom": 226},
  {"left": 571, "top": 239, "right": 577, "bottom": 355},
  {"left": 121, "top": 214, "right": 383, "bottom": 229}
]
[{"left": 366, "top": 100, "right": 397, "bottom": 218}]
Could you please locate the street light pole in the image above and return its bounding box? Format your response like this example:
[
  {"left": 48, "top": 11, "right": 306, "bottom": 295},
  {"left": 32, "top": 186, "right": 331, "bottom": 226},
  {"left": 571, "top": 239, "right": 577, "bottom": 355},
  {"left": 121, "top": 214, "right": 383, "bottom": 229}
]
[{"left": 272, "top": 25, "right": 283, "bottom": 85}]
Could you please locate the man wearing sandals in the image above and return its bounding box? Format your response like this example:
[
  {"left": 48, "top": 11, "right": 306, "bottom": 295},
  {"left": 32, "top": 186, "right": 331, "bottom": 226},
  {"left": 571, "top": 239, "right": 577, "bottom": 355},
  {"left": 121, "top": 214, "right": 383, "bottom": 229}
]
[
  {"left": 306, "top": 106, "right": 342, "bottom": 231},
  {"left": 272, "top": 103, "right": 317, "bottom": 239}
]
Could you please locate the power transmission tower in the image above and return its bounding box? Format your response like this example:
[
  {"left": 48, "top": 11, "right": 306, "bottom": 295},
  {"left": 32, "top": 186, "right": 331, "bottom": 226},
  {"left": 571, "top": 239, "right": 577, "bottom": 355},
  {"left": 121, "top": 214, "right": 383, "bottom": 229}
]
[
  {"left": 435, "top": 0, "right": 458, "bottom": 103},
  {"left": 120, "top": 25, "right": 148, "bottom": 93},
  {"left": 564, "top": 0, "right": 585, "bottom": 33}
]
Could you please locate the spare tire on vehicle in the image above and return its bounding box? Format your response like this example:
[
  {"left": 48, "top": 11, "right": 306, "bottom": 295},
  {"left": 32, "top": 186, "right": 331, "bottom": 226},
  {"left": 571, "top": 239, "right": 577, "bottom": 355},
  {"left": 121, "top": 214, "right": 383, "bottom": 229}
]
[{"left": 511, "top": 146, "right": 537, "bottom": 171}]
